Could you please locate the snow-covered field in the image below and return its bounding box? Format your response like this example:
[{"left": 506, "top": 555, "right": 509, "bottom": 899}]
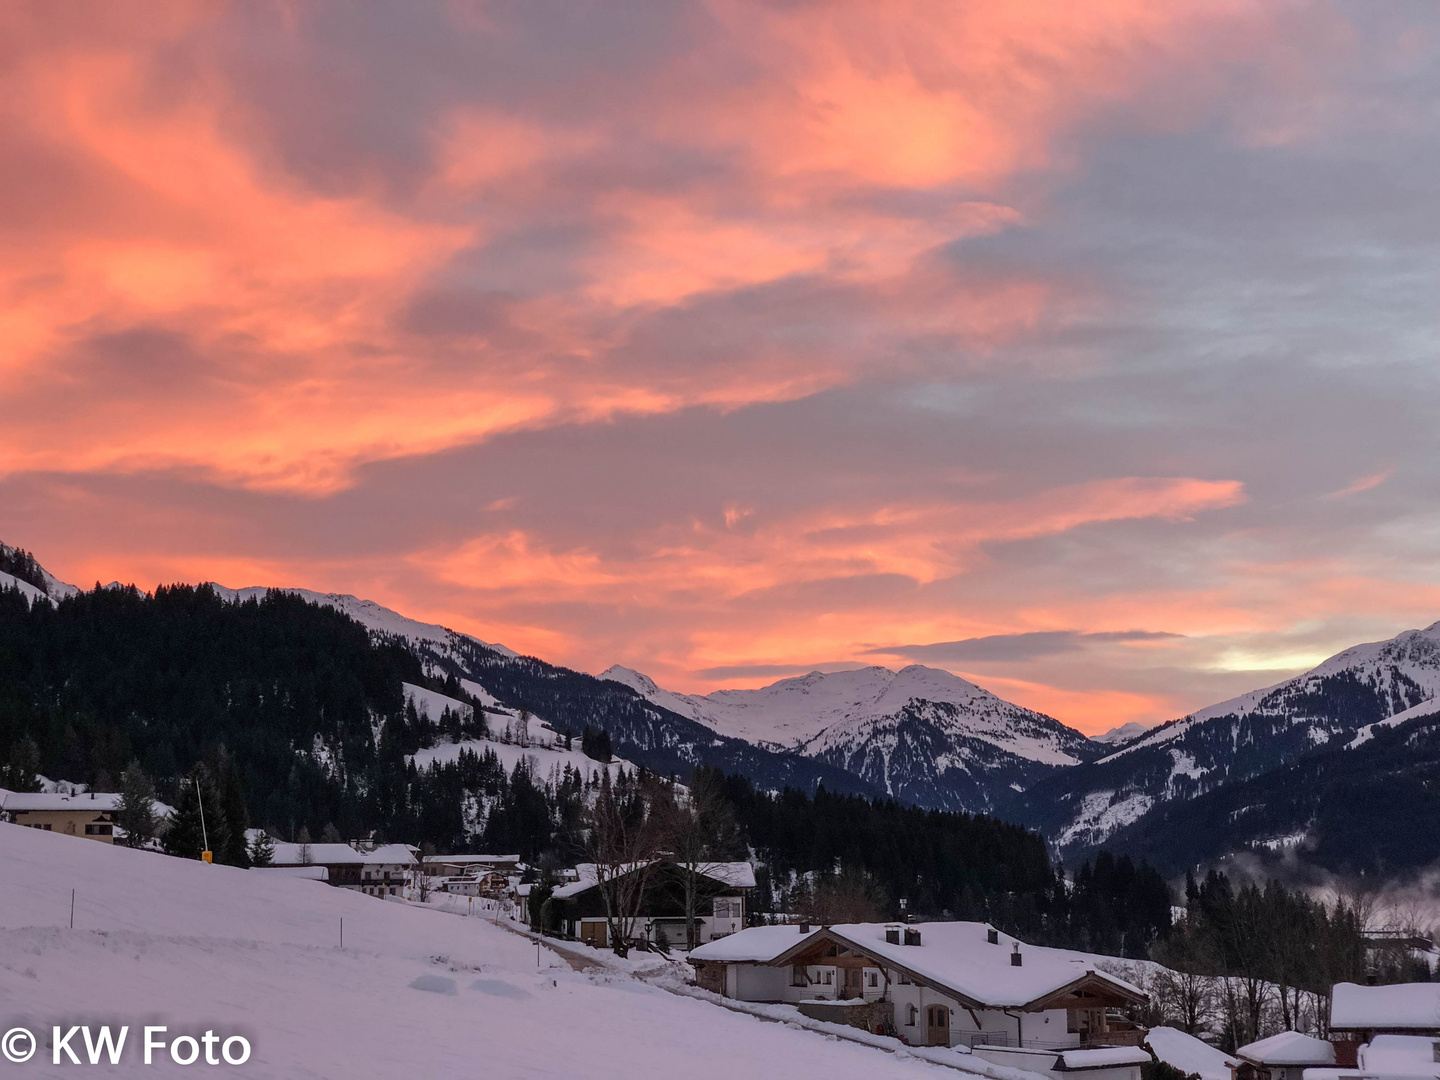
[{"left": 0, "top": 824, "right": 960, "bottom": 1078}]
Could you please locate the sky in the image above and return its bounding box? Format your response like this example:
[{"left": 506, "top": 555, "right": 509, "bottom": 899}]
[{"left": 1, "top": 1, "right": 1437, "bottom": 734}]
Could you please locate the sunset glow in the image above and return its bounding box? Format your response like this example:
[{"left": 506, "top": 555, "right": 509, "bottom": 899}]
[{"left": 3, "top": 1, "right": 1437, "bottom": 733}]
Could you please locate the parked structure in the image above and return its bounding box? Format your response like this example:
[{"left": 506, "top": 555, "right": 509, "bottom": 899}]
[
  {"left": 688, "top": 921, "right": 1148, "bottom": 1054},
  {"left": 269, "top": 840, "right": 417, "bottom": 897},
  {"left": 1234, "top": 1031, "right": 1335, "bottom": 1080},
  {"left": 1, "top": 791, "right": 119, "bottom": 843},
  {"left": 536, "top": 860, "right": 754, "bottom": 950}
]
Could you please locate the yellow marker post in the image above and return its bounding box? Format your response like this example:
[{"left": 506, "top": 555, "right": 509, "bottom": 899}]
[{"left": 201, "top": 851, "right": 213, "bottom": 864}]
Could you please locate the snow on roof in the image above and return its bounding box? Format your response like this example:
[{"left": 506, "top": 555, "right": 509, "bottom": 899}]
[
  {"left": 818, "top": 923, "right": 1145, "bottom": 1010},
  {"left": 1145, "top": 1027, "right": 1240, "bottom": 1080},
  {"left": 693, "top": 921, "right": 1145, "bottom": 1010},
  {"left": 691, "top": 925, "right": 819, "bottom": 963},
  {"left": 1058, "top": 1047, "right": 1153, "bottom": 1070},
  {"left": 1238, "top": 1032, "right": 1336, "bottom": 1066},
  {"left": 551, "top": 861, "right": 756, "bottom": 900},
  {"left": 2, "top": 791, "right": 121, "bottom": 813},
  {"left": 1331, "top": 982, "right": 1440, "bottom": 1030},
  {"left": 269, "top": 843, "right": 417, "bottom": 867},
  {"left": 1358, "top": 1035, "right": 1440, "bottom": 1077},
  {"left": 426, "top": 854, "right": 521, "bottom": 864}
]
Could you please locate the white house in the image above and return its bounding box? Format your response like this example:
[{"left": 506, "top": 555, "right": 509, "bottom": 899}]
[
  {"left": 269, "top": 841, "right": 417, "bottom": 897},
  {"left": 1235, "top": 1031, "right": 1336, "bottom": 1080},
  {"left": 688, "top": 921, "right": 1148, "bottom": 1062},
  {"left": 1, "top": 791, "right": 121, "bottom": 843}
]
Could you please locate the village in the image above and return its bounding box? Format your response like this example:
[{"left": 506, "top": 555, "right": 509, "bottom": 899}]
[{"left": 6, "top": 785, "right": 1439, "bottom": 1080}]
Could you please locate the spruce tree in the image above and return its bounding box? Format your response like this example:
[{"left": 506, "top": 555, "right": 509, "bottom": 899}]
[
  {"left": 115, "top": 761, "right": 158, "bottom": 848},
  {"left": 247, "top": 829, "right": 275, "bottom": 867}
]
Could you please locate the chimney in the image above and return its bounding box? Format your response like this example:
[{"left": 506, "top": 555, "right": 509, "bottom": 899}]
[
  {"left": 987, "top": 927, "right": 999, "bottom": 945},
  {"left": 886, "top": 928, "right": 900, "bottom": 945},
  {"left": 904, "top": 928, "right": 922, "bottom": 946},
  {"left": 799, "top": 923, "right": 810, "bottom": 934},
  {"left": 1011, "top": 943, "right": 1022, "bottom": 966}
]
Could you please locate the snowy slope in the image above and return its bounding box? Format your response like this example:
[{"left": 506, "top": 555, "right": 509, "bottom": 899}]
[
  {"left": 211, "top": 584, "right": 517, "bottom": 659},
  {"left": 0, "top": 822, "right": 964, "bottom": 1079},
  {"left": 402, "top": 682, "right": 473, "bottom": 723},
  {"left": 602, "top": 664, "right": 1098, "bottom": 813},
  {"left": 1, "top": 542, "right": 81, "bottom": 604},
  {"left": 1020, "top": 620, "right": 1440, "bottom": 851}
]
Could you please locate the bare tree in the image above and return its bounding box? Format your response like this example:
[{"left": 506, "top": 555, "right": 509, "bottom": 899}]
[
  {"left": 797, "top": 866, "right": 888, "bottom": 925},
  {"left": 585, "top": 770, "right": 665, "bottom": 957},
  {"left": 659, "top": 770, "right": 742, "bottom": 950},
  {"left": 296, "top": 825, "right": 313, "bottom": 866}
]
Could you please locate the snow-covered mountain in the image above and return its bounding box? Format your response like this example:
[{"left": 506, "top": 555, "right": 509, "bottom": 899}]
[
  {"left": 1018, "top": 620, "right": 1440, "bottom": 852},
  {"left": 1090, "top": 722, "right": 1148, "bottom": 747},
  {"left": 0, "top": 542, "right": 80, "bottom": 605},
  {"left": 210, "top": 584, "right": 518, "bottom": 661},
  {"left": 601, "top": 664, "right": 1100, "bottom": 812}
]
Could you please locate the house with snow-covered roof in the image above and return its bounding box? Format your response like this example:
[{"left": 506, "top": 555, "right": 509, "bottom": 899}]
[
  {"left": 535, "top": 859, "right": 755, "bottom": 950},
  {"left": 269, "top": 840, "right": 417, "bottom": 897},
  {"left": 688, "top": 921, "right": 1148, "bottom": 1057},
  {"left": 1, "top": 790, "right": 121, "bottom": 843},
  {"left": 1233, "top": 1031, "right": 1336, "bottom": 1080}
]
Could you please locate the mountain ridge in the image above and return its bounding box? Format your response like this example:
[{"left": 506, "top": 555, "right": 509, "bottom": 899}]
[{"left": 601, "top": 661, "right": 1101, "bottom": 813}]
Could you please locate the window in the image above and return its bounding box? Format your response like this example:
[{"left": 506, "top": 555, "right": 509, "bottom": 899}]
[
  {"left": 85, "top": 824, "right": 112, "bottom": 836},
  {"left": 823, "top": 971, "right": 833, "bottom": 985},
  {"left": 867, "top": 971, "right": 878, "bottom": 989},
  {"left": 899, "top": 972, "right": 912, "bottom": 985},
  {"left": 791, "top": 965, "right": 808, "bottom": 987},
  {"left": 907, "top": 1005, "right": 917, "bottom": 1027}
]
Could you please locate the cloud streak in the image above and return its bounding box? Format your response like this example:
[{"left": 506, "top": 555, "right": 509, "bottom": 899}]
[{"left": 865, "top": 630, "right": 1183, "bottom": 664}]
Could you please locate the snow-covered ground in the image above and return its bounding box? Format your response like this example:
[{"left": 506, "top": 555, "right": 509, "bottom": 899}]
[
  {"left": 413, "top": 735, "right": 639, "bottom": 781},
  {"left": 0, "top": 823, "right": 971, "bottom": 1078}
]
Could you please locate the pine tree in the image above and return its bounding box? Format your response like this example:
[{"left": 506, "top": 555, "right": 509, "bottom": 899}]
[
  {"left": 163, "top": 767, "right": 229, "bottom": 861},
  {"left": 247, "top": 829, "right": 275, "bottom": 867},
  {"left": 2, "top": 736, "right": 41, "bottom": 792},
  {"left": 212, "top": 746, "right": 250, "bottom": 867},
  {"left": 115, "top": 761, "right": 158, "bottom": 848}
]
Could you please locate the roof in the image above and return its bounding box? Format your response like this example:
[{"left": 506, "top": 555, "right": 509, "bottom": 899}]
[
  {"left": 690, "top": 925, "right": 818, "bottom": 963},
  {"left": 1237, "top": 1032, "right": 1335, "bottom": 1066},
  {"left": 1145, "top": 1026, "right": 1239, "bottom": 1080},
  {"left": 2, "top": 791, "right": 121, "bottom": 813},
  {"left": 1359, "top": 1034, "right": 1440, "bottom": 1077},
  {"left": 425, "top": 854, "right": 521, "bottom": 865},
  {"left": 552, "top": 861, "right": 756, "bottom": 900},
  {"left": 701, "top": 921, "right": 1147, "bottom": 1011},
  {"left": 1058, "top": 1047, "right": 1153, "bottom": 1070},
  {"left": 1331, "top": 982, "right": 1440, "bottom": 1031},
  {"left": 269, "top": 843, "right": 417, "bottom": 867}
]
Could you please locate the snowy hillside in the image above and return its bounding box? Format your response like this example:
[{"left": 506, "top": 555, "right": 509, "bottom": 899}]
[
  {"left": 602, "top": 664, "right": 1098, "bottom": 812},
  {"left": 1019, "top": 620, "right": 1440, "bottom": 852},
  {"left": 0, "top": 824, "right": 960, "bottom": 1079},
  {"left": 0, "top": 542, "right": 81, "bottom": 605},
  {"left": 212, "top": 584, "right": 518, "bottom": 659}
]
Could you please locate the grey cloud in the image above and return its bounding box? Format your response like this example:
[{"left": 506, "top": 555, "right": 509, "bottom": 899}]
[{"left": 865, "top": 631, "right": 1182, "bottom": 664}]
